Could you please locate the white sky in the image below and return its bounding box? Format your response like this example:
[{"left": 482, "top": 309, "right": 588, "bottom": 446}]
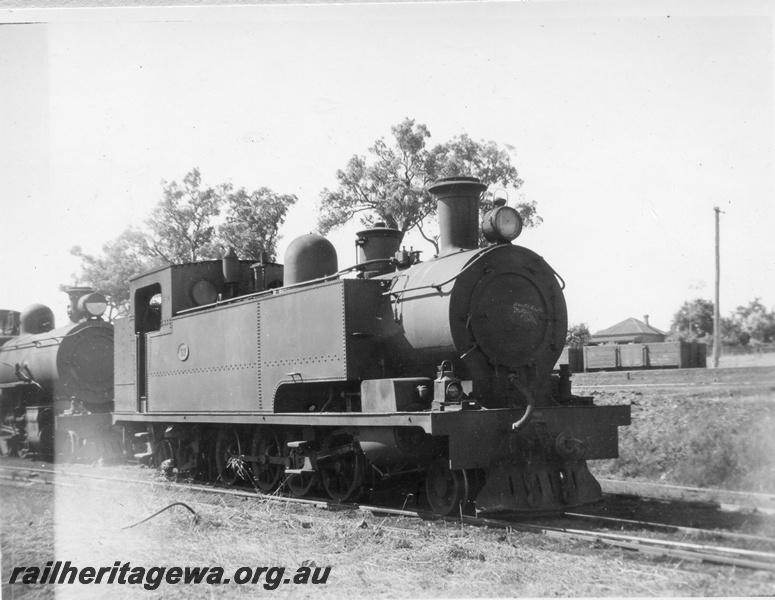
[{"left": 1, "top": 0, "right": 773, "bottom": 333}]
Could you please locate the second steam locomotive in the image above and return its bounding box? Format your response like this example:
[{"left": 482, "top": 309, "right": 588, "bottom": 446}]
[
  {"left": 113, "top": 176, "right": 630, "bottom": 515},
  {"left": 0, "top": 290, "right": 114, "bottom": 460}
]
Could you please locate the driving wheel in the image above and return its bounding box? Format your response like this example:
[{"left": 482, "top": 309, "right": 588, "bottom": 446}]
[{"left": 251, "top": 428, "right": 284, "bottom": 493}]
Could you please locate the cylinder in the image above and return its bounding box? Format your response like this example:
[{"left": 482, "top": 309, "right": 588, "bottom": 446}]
[
  {"left": 358, "top": 426, "right": 429, "bottom": 466},
  {"left": 428, "top": 177, "right": 487, "bottom": 256}
]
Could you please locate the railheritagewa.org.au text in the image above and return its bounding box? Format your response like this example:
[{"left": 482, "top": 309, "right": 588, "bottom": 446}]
[{"left": 8, "top": 561, "right": 331, "bottom": 590}]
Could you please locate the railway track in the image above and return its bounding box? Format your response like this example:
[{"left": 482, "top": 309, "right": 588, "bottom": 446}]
[
  {"left": 3, "top": 462, "right": 775, "bottom": 574},
  {"left": 599, "top": 478, "right": 775, "bottom": 515}
]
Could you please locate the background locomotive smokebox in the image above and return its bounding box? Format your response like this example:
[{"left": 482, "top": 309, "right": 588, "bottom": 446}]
[{"left": 361, "top": 377, "right": 432, "bottom": 412}]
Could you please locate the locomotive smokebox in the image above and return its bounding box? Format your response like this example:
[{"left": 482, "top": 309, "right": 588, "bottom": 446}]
[
  {"left": 284, "top": 233, "right": 339, "bottom": 286},
  {"left": 428, "top": 176, "right": 487, "bottom": 256}
]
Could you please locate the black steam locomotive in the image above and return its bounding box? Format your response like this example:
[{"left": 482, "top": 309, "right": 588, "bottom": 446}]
[
  {"left": 113, "top": 177, "right": 630, "bottom": 516},
  {"left": 0, "top": 289, "right": 114, "bottom": 460}
]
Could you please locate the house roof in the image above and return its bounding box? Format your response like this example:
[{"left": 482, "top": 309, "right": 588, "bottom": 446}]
[{"left": 591, "top": 317, "right": 667, "bottom": 339}]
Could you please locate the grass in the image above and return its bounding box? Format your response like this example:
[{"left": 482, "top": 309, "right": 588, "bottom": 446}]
[
  {"left": 591, "top": 389, "right": 775, "bottom": 493},
  {"left": 718, "top": 352, "right": 775, "bottom": 368}
]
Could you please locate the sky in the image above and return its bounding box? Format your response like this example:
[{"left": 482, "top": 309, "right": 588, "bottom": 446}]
[{"left": 1, "top": 0, "right": 773, "bottom": 334}]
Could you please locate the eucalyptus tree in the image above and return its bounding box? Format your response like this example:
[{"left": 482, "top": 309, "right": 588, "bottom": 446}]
[
  {"left": 317, "top": 118, "right": 540, "bottom": 254},
  {"left": 67, "top": 168, "right": 296, "bottom": 320}
]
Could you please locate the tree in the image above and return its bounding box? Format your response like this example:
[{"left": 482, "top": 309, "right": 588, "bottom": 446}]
[
  {"left": 732, "top": 298, "right": 775, "bottom": 344},
  {"left": 218, "top": 187, "right": 297, "bottom": 262},
  {"left": 720, "top": 315, "right": 750, "bottom": 347},
  {"left": 318, "top": 120, "right": 438, "bottom": 239},
  {"left": 566, "top": 323, "right": 591, "bottom": 348},
  {"left": 66, "top": 169, "right": 297, "bottom": 320},
  {"left": 669, "top": 298, "right": 715, "bottom": 342},
  {"left": 317, "top": 118, "right": 539, "bottom": 254},
  {"left": 145, "top": 168, "right": 231, "bottom": 264},
  {"left": 669, "top": 297, "right": 775, "bottom": 347},
  {"left": 67, "top": 227, "right": 158, "bottom": 320}
]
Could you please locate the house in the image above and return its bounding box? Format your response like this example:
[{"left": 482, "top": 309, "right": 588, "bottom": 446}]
[{"left": 590, "top": 315, "right": 667, "bottom": 345}]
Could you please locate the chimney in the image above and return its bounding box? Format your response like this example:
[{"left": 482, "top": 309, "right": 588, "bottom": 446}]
[
  {"left": 65, "top": 287, "right": 94, "bottom": 323},
  {"left": 644, "top": 314, "right": 650, "bottom": 327},
  {"left": 427, "top": 177, "right": 487, "bottom": 256}
]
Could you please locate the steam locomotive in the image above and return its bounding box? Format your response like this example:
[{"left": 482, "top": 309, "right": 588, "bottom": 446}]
[
  {"left": 112, "top": 176, "right": 631, "bottom": 516},
  {"left": 0, "top": 289, "right": 114, "bottom": 460}
]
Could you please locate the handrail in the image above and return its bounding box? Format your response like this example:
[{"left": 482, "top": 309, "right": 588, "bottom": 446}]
[{"left": 383, "top": 245, "right": 503, "bottom": 298}]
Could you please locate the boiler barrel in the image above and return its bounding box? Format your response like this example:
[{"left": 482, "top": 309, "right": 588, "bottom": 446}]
[
  {"left": 0, "top": 320, "right": 114, "bottom": 409},
  {"left": 387, "top": 244, "right": 567, "bottom": 376}
]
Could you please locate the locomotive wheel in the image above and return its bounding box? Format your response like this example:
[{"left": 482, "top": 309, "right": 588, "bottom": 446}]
[
  {"left": 286, "top": 472, "right": 317, "bottom": 497},
  {"left": 215, "top": 427, "right": 246, "bottom": 486},
  {"left": 318, "top": 434, "right": 367, "bottom": 503},
  {"left": 39, "top": 423, "right": 55, "bottom": 460},
  {"left": 16, "top": 440, "right": 30, "bottom": 460},
  {"left": 153, "top": 439, "right": 174, "bottom": 476},
  {"left": 250, "top": 428, "right": 284, "bottom": 493},
  {"left": 425, "top": 459, "right": 469, "bottom": 516},
  {"left": 174, "top": 442, "right": 197, "bottom": 479}
]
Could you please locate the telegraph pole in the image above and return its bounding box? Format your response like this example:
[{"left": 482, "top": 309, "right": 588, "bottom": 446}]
[{"left": 713, "top": 206, "right": 722, "bottom": 368}]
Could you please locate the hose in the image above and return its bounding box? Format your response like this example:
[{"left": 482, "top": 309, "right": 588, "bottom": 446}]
[
  {"left": 507, "top": 373, "right": 535, "bottom": 432},
  {"left": 121, "top": 502, "right": 199, "bottom": 529}
]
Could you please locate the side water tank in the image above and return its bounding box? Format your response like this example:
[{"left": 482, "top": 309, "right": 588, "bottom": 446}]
[{"left": 283, "top": 234, "right": 338, "bottom": 286}]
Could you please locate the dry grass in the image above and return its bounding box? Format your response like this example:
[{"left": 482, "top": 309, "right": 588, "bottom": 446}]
[
  {"left": 2, "top": 471, "right": 774, "bottom": 598},
  {"left": 718, "top": 352, "right": 775, "bottom": 369},
  {"left": 592, "top": 387, "right": 775, "bottom": 494}
]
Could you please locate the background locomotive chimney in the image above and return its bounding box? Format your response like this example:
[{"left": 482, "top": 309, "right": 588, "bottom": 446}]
[
  {"left": 65, "top": 287, "right": 108, "bottom": 322},
  {"left": 428, "top": 176, "right": 487, "bottom": 256},
  {"left": 65, "top": 287, "right": 94, "bottom": 323}
]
